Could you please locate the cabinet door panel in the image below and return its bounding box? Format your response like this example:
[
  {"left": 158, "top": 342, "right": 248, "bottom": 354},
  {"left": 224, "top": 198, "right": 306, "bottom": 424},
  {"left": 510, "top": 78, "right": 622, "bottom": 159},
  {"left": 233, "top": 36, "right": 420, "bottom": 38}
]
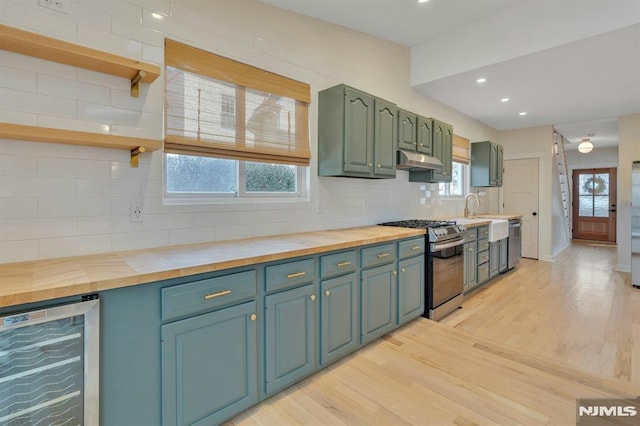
[
  {"left": 162, "top": 301, "right": 257, "bottom": 426},
  {"left": 361, "top": 263, "right": 397, "bottom": 344},
  {"left": 373, "top": 98, "right": 397, "bottom": 177},
  {"left": 398, "top": 256, "right": 425, "bottom": 324},
  {"left": 416, "top": 116, "right": 432, "bottom": 155},
  {"left": 344, "top": 88, "right": 374, "bottom": 174},
  {"left": 496, "top": 144, "right": 504, "bottom": 186},
  {"left": 265, "top": 284, "right": 316, "bottom": 395},
  {"left": 398, "top": 110, "right": 416, "bottom": 151},
  {"left": 499, "top": 238, "right": 509, "bottom": 272},
  {"left": 320, "top": 273, "right": 359, "bottom": 366},
  {"left": 489, "top": 241, "right": 499, "bottom": 278},
  {"left": 464, "top": 243, "right": 477, "bottom": 292}
]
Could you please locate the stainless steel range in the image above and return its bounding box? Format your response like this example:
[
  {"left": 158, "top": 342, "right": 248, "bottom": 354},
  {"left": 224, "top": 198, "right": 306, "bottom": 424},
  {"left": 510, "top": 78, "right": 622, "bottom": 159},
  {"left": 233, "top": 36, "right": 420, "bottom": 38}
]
[{"left": 380, "top": 220, "right": 466, "bottom": 320}]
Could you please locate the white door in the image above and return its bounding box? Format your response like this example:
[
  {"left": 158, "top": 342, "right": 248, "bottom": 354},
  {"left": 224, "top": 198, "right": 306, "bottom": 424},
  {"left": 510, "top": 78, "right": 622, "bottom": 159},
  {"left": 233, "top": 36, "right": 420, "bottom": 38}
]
[{"left": 503, "top": 158, "right": 539, "bottom": 259}]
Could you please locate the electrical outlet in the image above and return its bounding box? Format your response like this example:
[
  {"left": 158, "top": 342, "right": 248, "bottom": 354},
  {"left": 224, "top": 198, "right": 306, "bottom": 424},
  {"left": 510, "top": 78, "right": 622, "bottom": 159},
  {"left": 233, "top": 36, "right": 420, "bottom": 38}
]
[
  {"left": 130, "top": 201, "right": 144, "bottom": 223},
  {"left": 39, "top": 0, "right": 70, "bottom": 14}
]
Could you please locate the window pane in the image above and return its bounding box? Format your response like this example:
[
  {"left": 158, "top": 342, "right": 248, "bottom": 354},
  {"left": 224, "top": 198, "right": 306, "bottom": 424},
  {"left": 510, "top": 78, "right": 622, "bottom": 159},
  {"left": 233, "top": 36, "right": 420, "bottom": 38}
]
[
  {"left": 166, "top": 154, "right": 236, "bottom": 193},
  {"left": 594, "top": 196, "right": 609, "bottom": 217},
  {"left": 593, "top": 173, "right": 609, "bottom": 195},
  {"left": 449, "top": 163, "right": 463, "bottom": 196},
  {"left": 579, "top": 174, "right": 594, "bottom": 195},
  {"left": 245, "top": 89, "right": 296, "bottom": 149},
  {"left": 245, "top": 162, "right": 296, "bottom": 193},
  {"left": 579, "top": 196, "right": 593, "bottom": 216}
]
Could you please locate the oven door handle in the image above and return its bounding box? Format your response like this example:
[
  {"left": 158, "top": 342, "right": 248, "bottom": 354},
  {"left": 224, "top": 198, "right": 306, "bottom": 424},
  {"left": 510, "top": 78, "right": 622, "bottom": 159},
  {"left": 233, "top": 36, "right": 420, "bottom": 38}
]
[{"left": 432, "top": 238, "right": 466, "bottom": 251}]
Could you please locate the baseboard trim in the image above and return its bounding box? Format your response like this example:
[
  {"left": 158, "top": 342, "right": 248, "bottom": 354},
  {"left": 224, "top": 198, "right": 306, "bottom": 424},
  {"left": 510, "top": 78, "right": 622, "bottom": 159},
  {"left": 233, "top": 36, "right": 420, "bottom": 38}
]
[{"left": 616, "top": 264, "right": 631, "bottom": 273}]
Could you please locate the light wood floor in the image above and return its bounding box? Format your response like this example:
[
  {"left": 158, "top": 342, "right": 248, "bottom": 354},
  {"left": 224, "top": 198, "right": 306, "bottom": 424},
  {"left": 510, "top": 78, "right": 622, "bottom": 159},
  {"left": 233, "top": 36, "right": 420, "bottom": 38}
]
[{"left": 228, "top": 242, "right": 640, "bottom": 424}]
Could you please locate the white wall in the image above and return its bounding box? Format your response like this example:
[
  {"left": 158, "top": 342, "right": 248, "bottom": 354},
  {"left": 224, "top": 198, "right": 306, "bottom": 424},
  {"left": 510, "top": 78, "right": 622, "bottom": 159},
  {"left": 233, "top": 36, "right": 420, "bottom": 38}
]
[
  {"left": 617, "top": 113, "right": 640, "bottom": 272},
  {"left": 498, "top": 125, "right": 554, "bottom": 261},
  {"left": 0, "top": 0, "right": 498, "bottom": 264}
]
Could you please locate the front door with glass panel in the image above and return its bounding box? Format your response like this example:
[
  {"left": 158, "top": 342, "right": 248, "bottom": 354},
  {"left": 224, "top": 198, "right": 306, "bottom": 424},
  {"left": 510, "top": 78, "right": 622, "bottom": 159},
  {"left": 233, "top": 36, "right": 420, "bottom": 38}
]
[{"left": 572, "top": 168, "right": 617, "bottom": 242}]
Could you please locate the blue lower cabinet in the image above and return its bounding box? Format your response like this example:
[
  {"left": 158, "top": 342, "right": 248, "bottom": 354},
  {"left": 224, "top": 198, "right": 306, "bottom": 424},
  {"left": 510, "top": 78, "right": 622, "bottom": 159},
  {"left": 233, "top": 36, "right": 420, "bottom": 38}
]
[
  {"left": 320, "top": 272, "right": 359, "bottom": 366},
  {"left": 397, "top": 256, "right": 425, "bottom": 324},
  {"left": 361, "top": 263, "right": 397, "bottom": 344},
  {"left": 161, "top": 301, "right": 258, "bottom": 426},
  {"left": 264, "top": 284, "right": 317, "bottom": 395}
]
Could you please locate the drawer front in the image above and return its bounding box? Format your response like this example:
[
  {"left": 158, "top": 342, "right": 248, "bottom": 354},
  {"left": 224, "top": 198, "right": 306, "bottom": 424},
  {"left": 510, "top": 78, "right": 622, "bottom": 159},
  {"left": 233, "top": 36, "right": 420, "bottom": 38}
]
[
  {"left": 162, "top": 270, "right": 257, "bottom": 321},
  {"left": 265, "top": 258, "right": 315, "bottom": 293},
  {"left": 398, "top": 238, "right": 425, "bottom": 259},
  {"left": 478, "top": 226, "right": 489, "bottom": 240},
  {"left": 477, "top": 239, "right": 489, "bottom": 252},
  {"left": 361, "top": 243, "right": 397, "bottom": 269},
  {"left": 478, "top": 263, "right": 489, "bottom": 283},
  {"left": 477, "top": 251, "right": 490, "bottom": 265},
  {"left": 463, "top": 229, "right": 477, "bottom": 243},
  {"left": 320, "top": 250, "right": 357, "bottom": 279}
]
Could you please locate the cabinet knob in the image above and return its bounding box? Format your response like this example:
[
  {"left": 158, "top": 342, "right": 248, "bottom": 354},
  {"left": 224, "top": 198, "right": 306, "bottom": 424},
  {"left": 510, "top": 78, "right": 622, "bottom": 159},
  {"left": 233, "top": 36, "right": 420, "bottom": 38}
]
[
  {"left": 401, "top": 268, "right": 406, "bottom": 273},
  {"left": 377, "top": 164, "right": 381, "bottom": 168},
  {"left": 325, "top": 290, "right": 331, "bottom": 297},
  {"left": 310, "top": 294, "right": 316, "bottom": 301},
  {"left": 250, "top": 314, "right": 257, "bottom": 321},
  {"left": 393, "top": 271, "right": 397, "bottom": 276},
  {"left": 368, "top": 163, "right": 372, "bottom": 168},
  {"left": 420, "top": 143, "right": 424, "bottom": 147}
]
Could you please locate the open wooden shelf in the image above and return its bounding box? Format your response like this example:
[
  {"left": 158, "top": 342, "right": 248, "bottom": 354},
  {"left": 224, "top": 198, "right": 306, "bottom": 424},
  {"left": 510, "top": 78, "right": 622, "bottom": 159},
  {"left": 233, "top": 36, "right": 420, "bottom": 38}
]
[
  {"left": 0, "top": 123, "right": 162, "bottom": 165},
  {"left": 0, "top": 24, "right": 164, "bottom": 165},
  {"left": 0, "top": 24, "right": 160, "bottom": 94}
]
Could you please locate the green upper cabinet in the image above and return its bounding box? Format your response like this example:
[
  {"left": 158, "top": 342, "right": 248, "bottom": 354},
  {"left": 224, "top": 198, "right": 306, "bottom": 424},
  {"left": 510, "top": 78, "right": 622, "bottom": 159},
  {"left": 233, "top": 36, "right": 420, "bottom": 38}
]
[
  {"left": 416, "top": 115, "right": 433, "bottom": 155},
  {"left": 429, "top": 119, "right": 453, "bottom": 182},
  {"left": 374, "top": 98, "right": 397, "bottom": 177},
  {"left": 318, "top": 84, "right": 396, "bottom": 179},
  {"left": 398, "top": 109, "right": 417, "bottom": 151},
  {"left": 470, "top": 141, "right": 504, "bottom": 187},
  {"left": 398, "top": 110, "right": 432, "bottom": 156}
]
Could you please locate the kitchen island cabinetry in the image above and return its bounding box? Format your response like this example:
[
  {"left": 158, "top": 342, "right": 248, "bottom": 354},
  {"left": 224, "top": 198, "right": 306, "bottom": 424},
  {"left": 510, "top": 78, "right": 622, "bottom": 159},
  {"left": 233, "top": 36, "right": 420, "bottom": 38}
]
[
  {"left": 489, "top": 238, "right": 509, "bottom": 278},
  {"left": 471, "top": 141, "right": 504, "bottom": 187},
  {"left": 318, "top": 84, "right": 396, "bottom": 178}
]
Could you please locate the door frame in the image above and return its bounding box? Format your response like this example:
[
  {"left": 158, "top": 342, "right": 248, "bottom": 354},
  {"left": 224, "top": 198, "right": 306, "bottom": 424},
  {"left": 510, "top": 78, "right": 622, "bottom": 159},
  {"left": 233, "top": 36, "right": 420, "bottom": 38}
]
[
  {"left": 571, "top": 167, "right": 617, "bottom": 242},
  {"left": 500, "top": 151, "right": 543, "bottom": 261}
]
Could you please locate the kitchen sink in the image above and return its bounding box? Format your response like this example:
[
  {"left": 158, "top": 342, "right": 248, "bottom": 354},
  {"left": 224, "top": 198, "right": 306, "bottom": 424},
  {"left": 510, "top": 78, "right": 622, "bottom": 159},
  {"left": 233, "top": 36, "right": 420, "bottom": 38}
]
[{"left": 454, "top": 217, "right": 509, "bottom": 242}]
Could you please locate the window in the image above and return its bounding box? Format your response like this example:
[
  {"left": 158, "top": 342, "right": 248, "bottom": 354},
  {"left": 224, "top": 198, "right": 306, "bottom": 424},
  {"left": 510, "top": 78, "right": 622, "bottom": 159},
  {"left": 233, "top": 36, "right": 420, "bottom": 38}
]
[
  {"left": 163, "top": 39, "right": 310, "bottom": 201},
  {"left": 439, "top": 162, "right": 467, "bottom": 197}
]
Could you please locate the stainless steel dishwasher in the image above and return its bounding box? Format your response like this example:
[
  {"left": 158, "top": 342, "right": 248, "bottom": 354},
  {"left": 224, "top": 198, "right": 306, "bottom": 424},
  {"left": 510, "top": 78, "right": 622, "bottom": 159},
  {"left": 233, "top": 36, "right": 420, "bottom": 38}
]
[
  {"left": 0, "top": 297, "right": 99, "bottom": 425},
  {"left": 508, "top": 219, "right": 522, "bottom": 269}
]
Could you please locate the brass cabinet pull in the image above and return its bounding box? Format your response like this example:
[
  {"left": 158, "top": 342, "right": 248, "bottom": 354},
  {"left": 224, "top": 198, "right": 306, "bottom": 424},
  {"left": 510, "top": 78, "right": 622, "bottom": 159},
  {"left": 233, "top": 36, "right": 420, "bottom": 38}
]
[
  {"left": 325, "top": 290, "right": 331, "bottom": 296},
  {"left": 250, "top": 314, "right": 257, "bottom": 321},
  {"left": 287, "top": 272, "right": 306, "bottom": 279},
  {"left": 204, "top": 289, "right": 232, "bottom": 300},
  {"left": 337, "top": 261, "right": 352, "bottom": 267},
  {"left": 377, "top": 253, "right": 390, "bottom": 259},
  {"left": 310, "top": 294, "right": 316, "bottom": 301},
  {"left": 411, "top": 245, "right": 422, "bottom": 250}
]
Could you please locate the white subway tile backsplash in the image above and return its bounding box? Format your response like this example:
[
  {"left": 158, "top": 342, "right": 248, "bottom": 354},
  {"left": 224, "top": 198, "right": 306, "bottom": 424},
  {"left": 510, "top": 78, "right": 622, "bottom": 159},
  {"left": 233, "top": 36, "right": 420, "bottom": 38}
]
[
  {"left": 68, "top": 2, "right": 111, "bottom": 31},
  {"left": 111, "top": 229, "right": 168, "bottom": 251},
  {"left": 0, "top": 109, "right": 37, "bottom": 126},
  {"left": 76, "top": 179, "right": 110, "bottom": 198},
  {"left": 0, "top": 176, "right": 76, "bottom": 197},
  {"left": 77, "top": 101, "right": 141, "bottom": 126},
  {"left": 0, "top": 240, "right": 38, "bottom": 263},
  {"left": 36, "top": 115, "right": 111, "bottom": 135},
  {"left": 0, "top": 51, "right": 77, "bottom": 80},
  {"left": 109, "top": 88, "right": 163, "bottom": 114},
  {"left": 77, "top": 24, "right": 142, "bottom": 58},
  {"left": 77, "top": 216, "right": 111, "bottom": 235},
  {"left": 37, "top": 75, "right": 111, "bottom": 103},
  {"left": 75, "top": 145, "right": 130, "bottom": 162},
  {"left": 38, "top": 198, "right": 111, "bottom": 217},
  {"left": 78, "top": 0, "right": 142, "bottom": 23},
  {"left": 168, "top": 227, "right": 217, "bottom": 246},
  {"left": 0, "top": 88, "right": 76, "bottom": 118},
  {"left": 0, "top": 198, "right": 38, "bottom": 219},
  {"left": 109, "top": 215, "right": 143, "bottom": 233},
  {"left": 143, "top": 212, "right": 193, "bottom": 230},
  {"left": 38, "top": 157, "right": 110, "bottom": 178},
  {"left": 0, "top": 155, "right": 37, "bottom": 176},
  {"left": 1, "top": 1, "right": 77, "bottom": 42},
  {"left": 0, "top": 217, "right": 77, "bottom": 241},
  {"left": 142, "top": 9, "right": 193, "bottom": 42},
  {"left": 0, "top": 139, "right": 76, "bottom": 157},
  {"left": 76, "top": 68, "right": 129, "bottom": 90},
  {"left": 110, "top": 161, "right": 150, "bottom": 180},
  {"left": 0, "top": 65, "right": 36, "bottom": 92},
  {"left": 112, "top": 16, "right": 163, "bottom": 47},
  {"left": 142, "top": 44, "right": 164, "bottom": 65},
  {"left": 38, "top": 234, "right": 112, "bottom": 258},
  {"left": 125, "top": 0, "right": 170, "bottom": 17}
]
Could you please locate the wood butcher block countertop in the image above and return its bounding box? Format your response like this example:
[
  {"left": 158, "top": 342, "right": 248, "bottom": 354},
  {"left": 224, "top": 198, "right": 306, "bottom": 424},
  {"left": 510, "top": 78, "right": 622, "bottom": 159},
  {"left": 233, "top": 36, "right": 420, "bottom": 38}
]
[
  {"left": 0, "top": 226, "right": 425, "bottom": 309},
  {"left": 476, "top": 214, "right": 523, "bottom": 220}
]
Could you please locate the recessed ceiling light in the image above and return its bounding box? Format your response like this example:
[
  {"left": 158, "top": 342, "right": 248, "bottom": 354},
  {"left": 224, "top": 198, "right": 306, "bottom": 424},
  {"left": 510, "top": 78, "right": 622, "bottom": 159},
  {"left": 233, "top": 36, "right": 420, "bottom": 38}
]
[
  {"left": 476, "top": 78, "right": 487, "bottom": 83},
  {"left": 500, "top": 97, "right": 510, "bottom": 102},
  {"left": 418, "top": 0, "right": 429, "bottom": 3},
  {"left": 151, "top": 12, "right": 165, "bottom": 19},
  {"left": 519, "top": 111, "right": 527, "bottom": 116}
]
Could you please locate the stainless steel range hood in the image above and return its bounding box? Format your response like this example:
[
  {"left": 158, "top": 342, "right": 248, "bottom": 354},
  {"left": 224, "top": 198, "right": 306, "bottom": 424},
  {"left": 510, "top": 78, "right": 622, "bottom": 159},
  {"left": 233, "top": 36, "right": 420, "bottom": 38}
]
[{"left": 396, "top": 149, "right": 443, "bottom": 171}]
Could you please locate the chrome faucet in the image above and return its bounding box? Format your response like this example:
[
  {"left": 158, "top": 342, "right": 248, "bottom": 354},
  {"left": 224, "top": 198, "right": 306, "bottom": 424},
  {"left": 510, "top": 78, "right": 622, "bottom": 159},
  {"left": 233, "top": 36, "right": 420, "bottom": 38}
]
[{"left": 464, "top": 193, "right": 480, "bottom": 218}]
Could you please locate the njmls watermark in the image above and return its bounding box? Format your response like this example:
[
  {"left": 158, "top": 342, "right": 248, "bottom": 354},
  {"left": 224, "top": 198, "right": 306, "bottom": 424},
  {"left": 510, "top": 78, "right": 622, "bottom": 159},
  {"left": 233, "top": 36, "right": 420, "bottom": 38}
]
[{"left": 577, "top": 397, "right": 640, "bottom": 425}]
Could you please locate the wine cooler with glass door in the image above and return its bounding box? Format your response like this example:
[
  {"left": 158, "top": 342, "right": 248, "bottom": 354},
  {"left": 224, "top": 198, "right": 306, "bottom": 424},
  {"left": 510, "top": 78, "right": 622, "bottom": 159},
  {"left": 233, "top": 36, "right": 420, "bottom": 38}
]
[{"left": 0, "top": 297, "right": 99, "bottom": 425}]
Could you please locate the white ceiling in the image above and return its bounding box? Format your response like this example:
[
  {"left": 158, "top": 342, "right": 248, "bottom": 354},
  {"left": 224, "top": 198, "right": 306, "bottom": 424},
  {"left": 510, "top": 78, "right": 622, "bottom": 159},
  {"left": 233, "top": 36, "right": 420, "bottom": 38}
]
[{"left": 260, "top": 0, "right": 640, "bottom": 150}]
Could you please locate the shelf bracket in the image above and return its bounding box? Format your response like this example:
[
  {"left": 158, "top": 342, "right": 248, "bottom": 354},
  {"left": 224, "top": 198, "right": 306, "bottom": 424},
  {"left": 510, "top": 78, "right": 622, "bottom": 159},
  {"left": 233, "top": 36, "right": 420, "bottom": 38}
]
[
  {"left": 130, "top": 70, "right": 146, "bottom": 98},
  {"left": 131, "top": 146, "right": 146, "bottom": 167}
]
